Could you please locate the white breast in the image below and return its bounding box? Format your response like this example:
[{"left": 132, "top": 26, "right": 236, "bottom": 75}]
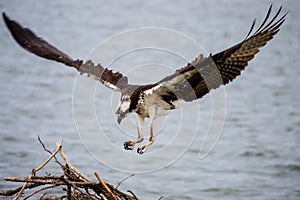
[{"left": 137, "top": 92, "right": 180, "bottom": 118}]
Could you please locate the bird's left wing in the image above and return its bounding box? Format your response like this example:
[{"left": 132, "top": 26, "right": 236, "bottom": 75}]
[
  {"left": 145, "top": 5, "right": 287, "bottom": 102},
  {"left": 3, "top": 13, "right": 128, "bottom": 91}
]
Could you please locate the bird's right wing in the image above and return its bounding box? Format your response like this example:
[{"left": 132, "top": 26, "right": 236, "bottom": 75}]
[{"left": 3, "top": 13, "right": 128, "bottom": 91}]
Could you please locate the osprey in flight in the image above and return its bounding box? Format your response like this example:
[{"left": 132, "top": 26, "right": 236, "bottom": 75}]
[{"left": 3, "top": 6, "right": 286, "bottom": 154}]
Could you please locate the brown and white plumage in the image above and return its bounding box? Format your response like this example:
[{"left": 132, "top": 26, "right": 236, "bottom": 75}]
[
  {"left": 2, "top": 13, "right": 128, "bottom": 91},
  {"left": 148, "top": 5, "right": 287, "bottom": 102},
  {"left": 3, "top": 5, "right": 287, "bottom": 154}
]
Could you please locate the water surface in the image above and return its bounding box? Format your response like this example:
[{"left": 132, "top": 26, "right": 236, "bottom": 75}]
[{"left": 0, "top": 1, "right": 299, "bottom": 199}]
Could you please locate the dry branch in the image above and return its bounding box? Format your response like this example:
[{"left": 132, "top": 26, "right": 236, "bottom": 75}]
[{"left": 0, "top": 138, "right": 138, "bottom": 200}]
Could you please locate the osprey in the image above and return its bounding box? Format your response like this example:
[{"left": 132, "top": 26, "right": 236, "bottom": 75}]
[{"left": 3, "top": 6, "right": 287, "bottom": 154}]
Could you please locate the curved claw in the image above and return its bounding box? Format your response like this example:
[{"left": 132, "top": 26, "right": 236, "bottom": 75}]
[
  {"left": 123, "top": 141, "right": 136, "bottom": 150},
  {"left": 137, "top": 145, "right": 147, "bottom": 154},
  {"left": 137, "top": 142, "right": 153, "bottom": 154}
]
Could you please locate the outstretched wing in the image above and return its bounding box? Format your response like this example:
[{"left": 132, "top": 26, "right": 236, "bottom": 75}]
[
  {"left": 2, "top": 13, "right": 128, "bottom": 91},
  {"left": 145, "top": 5, "right": 287, "bottom": 102}
]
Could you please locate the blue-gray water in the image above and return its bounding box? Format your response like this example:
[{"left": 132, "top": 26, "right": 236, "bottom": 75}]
[{"left": 0, "top": 1, "right": 299, "bottom": 199}]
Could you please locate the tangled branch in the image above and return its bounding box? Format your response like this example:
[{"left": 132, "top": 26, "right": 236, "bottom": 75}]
[{"left": 0, "top": 138, "right": 138, "bottom": 200}]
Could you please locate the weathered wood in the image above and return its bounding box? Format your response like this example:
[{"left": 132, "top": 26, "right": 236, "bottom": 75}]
[{"left": 0, "top": 138, "right": 138, "bottom": 200}]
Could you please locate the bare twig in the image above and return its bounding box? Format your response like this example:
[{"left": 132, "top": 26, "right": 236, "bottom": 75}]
[
  {"left": 23, "top": 185, "right": 57, "bottom": 200},
  {"left": 94, "top": 172, "right": 117, "bottom": 200},
  {"left": 116, "top": 174, "right": 135, "bottom": 189},
  {"left": 38, "top": 135, "right": 64, "bottom": 168},
  {"left": 5, "top": 177, "right": 98, "bottom": 186},
  {"left": 57, "top": 142, "right": 91, "bottom": 182},
  {"left": 13, "top": 139, "right": 63, "bottom": 200},
  {"left": 35, "top": 138, "right": 63, "bottom": 172},
  {"left": 1, "top": 138, "right": 139, "bottom": 200},
  {"left": 38, "top": 135, "right": 53, "bottom": 155},
  {"left": 0, "top": 183, "right": 40, "bottom": 196}
]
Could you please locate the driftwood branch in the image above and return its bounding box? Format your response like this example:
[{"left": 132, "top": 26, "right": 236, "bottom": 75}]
[
  {"left": 11, "top": 139, "right": 63, "bottom": 200},
  {"left": 0, "top": 138, "right": 138, "bottom": 200},
  {"left": 57, "top": 141, "right": 91, "bottom": 182},
  {"left": 95, "top": 172, "right": 117, "bottom": 200}
]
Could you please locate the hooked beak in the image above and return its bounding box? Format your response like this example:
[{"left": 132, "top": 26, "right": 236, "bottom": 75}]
[{"left": 117, "top": 117, "right": 123, "bottom": 125}]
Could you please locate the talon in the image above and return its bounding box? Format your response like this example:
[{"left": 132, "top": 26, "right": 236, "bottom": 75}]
[
  {"left": 123, "top": 141, "right": 135, "bottom": 150},
  {"left": 137, "top": 145, "right": 147, "bottom": 154}
]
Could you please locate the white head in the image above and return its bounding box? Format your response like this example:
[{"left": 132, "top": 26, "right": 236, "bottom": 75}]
[{"left": 116, "top": 95, "right": 131, "bottom": 124}]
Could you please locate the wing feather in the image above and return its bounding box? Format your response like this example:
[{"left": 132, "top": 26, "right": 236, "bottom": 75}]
[
  {"left": 3, "top": 13, "right": 128, "bottom": 91},
  {"left": 145, "top": 6, "right": 287, "bottom": 102}
]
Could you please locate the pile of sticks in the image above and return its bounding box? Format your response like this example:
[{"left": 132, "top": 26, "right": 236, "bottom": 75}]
[{"left": 0, "top": 137, "right": 138, "bottom": 200}]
